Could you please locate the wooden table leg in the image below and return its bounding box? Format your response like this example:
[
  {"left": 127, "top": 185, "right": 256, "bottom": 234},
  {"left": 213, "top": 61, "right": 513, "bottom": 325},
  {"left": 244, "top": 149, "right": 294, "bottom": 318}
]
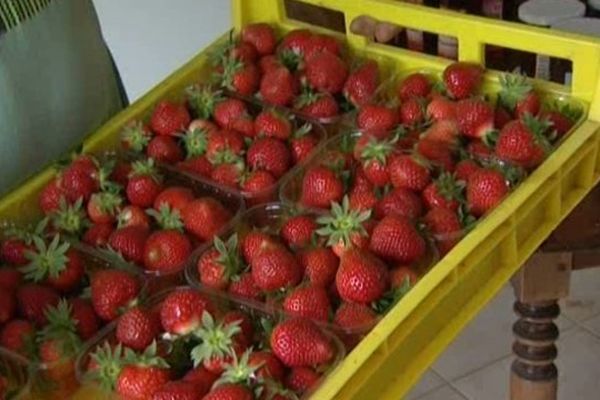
[{"left": 510, "top": 252, "right": 572, "bottom": 400}]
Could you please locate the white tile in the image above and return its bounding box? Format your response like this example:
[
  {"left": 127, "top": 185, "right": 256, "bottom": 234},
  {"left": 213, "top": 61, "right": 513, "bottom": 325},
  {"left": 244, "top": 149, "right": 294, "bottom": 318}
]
[
  {"left": 561, "top": 268, "right": 600, "bottom": 322},
  {"left": 413, "top": 385, "right": 467, "bottom": 400},
  {"left": 405, "top": 371, "right": 446, "bottom": 400},
  {"left": 556, "top": 328, "right": 600, "bottom": 399},
  {"left": 582, "top": 313, "right": 600, "bottom": 338},
  {"left": 433, "top": 285, "right": 515, "bottom": 380},
  {"left": 453, "top": 356, "right": 512, "bottom": 400}
]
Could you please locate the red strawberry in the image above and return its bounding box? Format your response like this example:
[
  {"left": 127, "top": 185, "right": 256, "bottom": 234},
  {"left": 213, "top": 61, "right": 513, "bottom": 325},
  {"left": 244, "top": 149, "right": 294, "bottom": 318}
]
[
  {"left": 225, "top": 42, "right": 259, "bottom": 64},
  {"left": 116, "top": 306, "right": 161, "bottom": 351},
  {"left": 466, "top": 168, "right": 509, "bottom": 217},
  {"left": 300, "top": 166, "right": 344, "bottom": 209},
  {"left": 241, "top": 231, "right": 278, "bottom": 264},
  {"left": 467, "top": 139, "right": 494, "bottom": 158},
  {"left": 211, "top": 161, "right": 245, "bottom": 189},
  {"left": 251, "top": 246, "right": 302, "bottom": 292},
  {"left": 0, "top": 291, "right": 15, "bottom": 324},
  {"left": 374, "top": 187, "right": 424, "bottom": 220},
  {"left": 16, "top": 283, "right": 60, "bottom": 325},
  {"left": 254, "top": 109, "right": 292, "bottom": 139},
  {"left": 40, "top": 178, "right": 64, "bottom": 215},
  {"left": 356, "top": 104, "right": 399, "bottom": 137},
  {"left": 495, "top": 104, "right": 512, "bottom": 130},
  {"left": 197, "top": 235, "right": 242, "bottom": 290},
  {"left": 259, "top": 54, "right": 282, "bottom": 74},
  {"left": 249, "top": 350, "right": 285, "bottom": 381},
  {"left": 283, "top": 285, "right": 331, "bottom": 321},
  {"left": 213, "top": 98, "right": 250, "bottom": 130},
  {"left": 222, "top": 310, "right": 254, "bottom": 346},
  {"left": 494, "top": 116, "right": 551, "bottom": 168},
  {"left": 69, "top": 298, "right": 99, "bottom": 340},
  {"left": 279, "top": 29, "right": 313, "bottom": 56},
  {"left": 348, "top": 183, "right": 378, "bottom": 212},
  {"left": 150, "top": 100, "right": 191, "bottom": 136},
  {"left": 260, "top": 67, "right": 297, "bottom": 106},
  {"left": 108, "top": 225, "right": 149, "bottom": 264},
  {"left": 143, "top": 230, "right": 192, "bottom": 273},
  {"left": 116, "top": 346, "right": 170, "bottom": 400},
  {"left": 443, "top": 62, "right": 484, "bottom": 100},
  {"left": 397, "top": 73, "right": 431, "bottom": 101},
  {"left": 285, "top": 367, "right": 320, "bottom": 394},
  {"left": 111, "top": 160, "right": 133, "bottom": 187},
  {"left": 241, "top": 23, "right": 276, "bottom": 56},
  {"left": 369, "top": 215, "right": 426, "bottom": 263},
  {"left": 0, "top": 267, "right": 22, "bottom": 290},
  {"left": 58, "top": 164, "right": 98, "bottom": 203},
  {"left": 0, "top": 319, "right": 34, "bottom": 354},
  {"left": 399, "top": 97, "right": 426, "bottom": 126},
  {"left": 426, "top": 94, "right": 457, "bottom": 122},
  {"left": 390, "top": 265, "right": 419, "bottom": 288},
  {"left": 220, "top": 59, "right": 260, "bottom": 96},
  {"left": 358, "top": 135, "right": 396, "bottom": 187},
  {"left": 420, "top": 119, "right": 459, "bottom": 146},
  {"left": 91, "top": 269, "right": 140, "bottom": 321},
  {"left": 146, "top": 135, "right": 184, "bottom": 164},
  {"left": 290, "top": 124, "right": 318, "bottom": 163},
  {"left": 271, "top": 318, "right": 334, "bottom": 367},
  {"left": 422, "top": 172, "right": 464, "bottom": 211},
  {"left": 228, "top": 272, "right": 262, "bottom": 301},
  {"left": 300, "top": 247, "right": 339, "bottom": 288},
  {"left": 87, "top": 191, "right": 122, "bottom": 224},
  {"left": 336, "top": 248, "right": 389, "bottom": 304},
  {"left": 305, "top": 34, "right": 341, "bottom": 58},
  {"left": 183, "top": 366, "right": 219, "bottom": 396},
  {"left": 498, "top": 74, "right": 540, "bottom": 118},
  {"left": 456, "top": 98, "right": 494, "bottom": 139},
  {"left": 542, "top": 107, "right": 578, "bottom": 137},
  {"left": 126, "top": 159, "right": 163, "bottom": 208},
  {"left": 176, "top": 156, "right": 214, "bottom": 178},
  {"left": 1, "top": 238, "right": 32, "bottom": 267},
  {"left": 343, "top": 60, "right": 379, "bottom": 107},
  {"left": 454, "top": 159, "right": 481, "bottom": 181},
  {"left": 246, "top": 137, "right": 292, "bottom": 178},
  {"left": 121, "top": 121, "right": 153, "bottom": 153},
  {"left": 160, "top": 288, "right": 213, "bottom": 335},
  {"left": 21, "top": 236, "right": 84, "bottom": 292},
  {"left": 295, "top": 90, "right": 339, "bottom": 119},
  {"left": 424, "top": 207, "right": 463, "bottom": 255},
  {"left": 241, "top": 170, "right": 276, "bottom": 203},
  {"left": 152, "top": 380, "right": 201, "bottom": 400},
  {"left": 154, "top": 186, "right": 194, "bottom": 214},
  {"left": 389, "top": 154, "right": 431, "bottom": 191},
  {"left": 206, "top": 130, "right": 245, "bottom": 160},
  {"left": 182, "top": 198, "right": 232, "bottom": 242},
  {"left": 305, "top": 51, "right": 348, "bottom": 94},
  {"left": 203, "top": 384, "right": 253, "bottom": 400},
  {"left": 334, "top": 302, "right": 377, "bottom": 331},
  {"left": 281, "top": 215, "right": 317, "bottom": 248}
]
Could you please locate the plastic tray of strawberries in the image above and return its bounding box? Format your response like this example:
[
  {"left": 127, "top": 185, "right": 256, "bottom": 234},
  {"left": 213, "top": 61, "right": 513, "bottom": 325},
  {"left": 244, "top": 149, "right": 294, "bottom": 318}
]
[
  {"left": 0, "top": 218, "right": 149, "bottom": 398},
  {"left": 0, "top": 347, "right": 30, "bottom": 399},
  {"left": 43, "top": 152, "right": 247, "bottom": 294},
  {"left": 184, "top": 199, "right": 438, "bottom": 350},
  {"left": 122, "top": 89, "right": 330, "bottom": 206},
  {"left": 375, "top": 66, "right": 586, "bottom": 170},
  {"left": 75, "top": 285, "right": 345, "bottom": 400}
]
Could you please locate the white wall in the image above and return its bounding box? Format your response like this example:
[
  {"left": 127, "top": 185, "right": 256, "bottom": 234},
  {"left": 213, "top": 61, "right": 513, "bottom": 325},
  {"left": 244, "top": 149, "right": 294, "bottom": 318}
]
[{"left": 92, "top": 0, "right": 231, "bottom": 101}]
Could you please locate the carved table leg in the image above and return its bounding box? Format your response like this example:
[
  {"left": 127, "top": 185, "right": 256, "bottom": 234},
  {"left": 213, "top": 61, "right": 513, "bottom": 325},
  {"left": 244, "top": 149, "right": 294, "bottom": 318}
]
[{"left": 510, "top": 252, "right": 572, "bottom": 400}]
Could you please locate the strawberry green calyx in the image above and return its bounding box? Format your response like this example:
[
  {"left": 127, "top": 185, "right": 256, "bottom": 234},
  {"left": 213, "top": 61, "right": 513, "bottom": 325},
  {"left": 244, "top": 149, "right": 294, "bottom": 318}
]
[
  {"left": 121, "top": 121, "right": 151, "bottom": 153},
  {"left": 213, "top": 234, "right": 243, "bottom": 281},
  {"left": 360, "top": 136, "right": 396, "bottom": 165},
  {"left": 279, "top": 49, "right": 303, "bottom": 72},
  {"left": 435, "top": 172, "right": 466, "bottom": 202},
  {"left": 210, "top": 149, "right": 246, "bottom": 170},
  {"left": 220, "top": 58, "right": 247, "bottom": 92},
  {"left": 498, "top": 74, "right": 532, "bottom": 111},
  {"left": 182, "top": 128, "right": 209, "bottom": 158},
  {"left": 147, "top": 204, "right": 184, "bottom": 231},
  {"left": 96, "top": 159, "right": 122, "bottom": 193},
  {"left": 2, "top": 218, "right": 49, "bottom": 243},
  {"left": 22, "top": 235, "right": 69, "bottom": 281},
  {"left": 191, "top": 311, "right": 241, "bottom": 367},
  {"left": 316, "top": 196, "right": 371, "bottom": 248},
  {"left": 294, "top": 85, "right": 323, "bottom": 108},
  {"left": 522, "top": 113, "right": 553, "bottom": 152},
  {"left": 86, "top": 342, "right": 125, "bottom": 391},
  {"left": 50, "top": 197, "right": 90, "bottom": 236},
  {"left": 130, "top": 158, "right": 162, "bottom": 182},
  {"left": 547, "top": 100, "right": 582, "bottom": 122},
  {"left": 292, "top": 123, "right": 313, "bottom": 139},
  {"left": 213, "top": 349, "right": 260, "bottom": 387},
  {"left": 210, "top": 31, "right": 236, "bottom": 66},
  {"left": 124, "top": 341, "right": 169, "bottom": 368},
  {"left": 186, "top": 84, "right": 224, "bottom": 119},
  {"left": 262, "top": 380, "right": 299, "bottom": 400},
  {"left": 458, "top": 204, "right": 477, "bottom": 233},
  {"left": 38, "top": 299, "right": 82, "bottom": 358},
  {"left": 91, "top": 191, "right": 122, "bottom": 216},
  {"left": 371, "top": 275, "right": 413, "bottom": 314}
]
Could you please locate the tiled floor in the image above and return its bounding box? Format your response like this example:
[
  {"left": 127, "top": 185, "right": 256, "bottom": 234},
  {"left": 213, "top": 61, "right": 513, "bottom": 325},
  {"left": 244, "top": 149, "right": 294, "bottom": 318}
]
[{"left": 405, "top": 267, "right": 600, "bottom": 400}]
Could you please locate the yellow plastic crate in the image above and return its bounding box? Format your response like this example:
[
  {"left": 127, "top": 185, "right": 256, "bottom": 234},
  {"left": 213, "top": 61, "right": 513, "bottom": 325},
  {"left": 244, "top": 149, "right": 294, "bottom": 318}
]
[{"left": 2, "top": 0, "right": 600, "bottom": 399}]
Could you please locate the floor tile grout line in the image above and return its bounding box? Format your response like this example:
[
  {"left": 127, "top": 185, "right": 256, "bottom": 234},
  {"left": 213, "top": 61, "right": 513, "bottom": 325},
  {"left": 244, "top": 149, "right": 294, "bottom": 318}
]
[
  {"left": 570, "top": 319, "right": 600, "bottom": 341},
  {"left": 446, "top": 380, "right": 473, "bottom": 400},
  {"left": 433, "top": 352, "right": 514, "bottom": 383},
  {"left": 406, "top": 371, "right": 448, "bottom": 400}
]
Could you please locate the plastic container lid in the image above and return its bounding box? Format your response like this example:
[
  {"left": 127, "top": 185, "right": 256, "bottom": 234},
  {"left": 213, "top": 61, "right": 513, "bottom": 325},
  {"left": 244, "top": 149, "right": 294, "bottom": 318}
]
[
  {"left": 518, "top": 0, "right": 585, "bottom": 26},
  {"left": 552, "top": 17, "right": 600, "bottom": 37}
]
